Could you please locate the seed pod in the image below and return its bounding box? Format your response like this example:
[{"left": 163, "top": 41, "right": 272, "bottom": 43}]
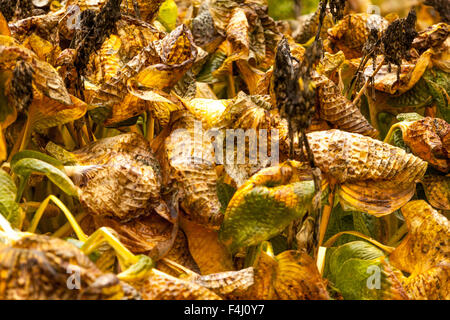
[
  {"left": 0, "top": 234, "right": 124, "bottom": 300},
  {"left": 66, "top": 133, "right": 168, "bottom": 222},
  {"left": 313, "top": 73, "right": 378, "bottom": 138}
]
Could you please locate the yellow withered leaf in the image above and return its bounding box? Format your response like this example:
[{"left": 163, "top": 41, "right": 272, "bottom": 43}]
[
  {"left": 402, "top": 262, "right": 449, "bottom": 300},
  {"left": 0, "top": 234, "right": 124, "bottom": 300},
  {"left": 0, "top": 35, "right": 71, "bottom": 106},
  {"left": 244, "top": 243, "right": 330, "bottom": 300},
  {"left": 189, "top": 267, "right": 254, "bottom": 298},
  {"left": 389, "top": 200, "right": 449, "bottom": 299},
  {"left": 156, "top": 230, "right": 201, "bottom": 276},
  {"left": 390, "top": 200, "right": 449, "bottom": 276},
  {"left": 121, "top": 0, "right": 166, "bottom": 23},
  {"left": 185, "top": 98, "right": 231, "bottom": 129},
  {"left": 0, "top": 12, "right": 10, "bottom": 36},
  {"left": 161, "top": 258, "right": 253, "bottom": 299},
  {"left": 180, "top": 216, "right": 235, "bottom": 275},
  {"left": 30, "top": 93, "right": 87, "bottom": 131},
  {"left": 135, "top": 24, "right": 197, "bottom": 91}
]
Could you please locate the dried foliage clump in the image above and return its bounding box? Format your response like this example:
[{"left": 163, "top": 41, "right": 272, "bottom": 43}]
[{"left": 0, "top": 0, "right": 448, "bottom": 301}]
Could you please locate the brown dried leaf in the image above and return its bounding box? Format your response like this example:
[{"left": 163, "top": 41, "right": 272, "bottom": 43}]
[
  {"left": 420, "top": 174, "right": 450, "bottom": 210},
  {"left": 402, "top": 117, "right": 450, "bottom": 173},
  {"left": 68, "top": 133, "right": 168, "bottom": 222},
  {"left": 131, "top": 269, "right": 221, "bottom": 300},
  {"left": 154, "top": 111, "right": 222, "bottom": 228},
  {"left": 307, "top": 130, "right": 428, "bottom": 215},
  {"left": 313, "top": 73, "right": 378, "bottom": 138}
]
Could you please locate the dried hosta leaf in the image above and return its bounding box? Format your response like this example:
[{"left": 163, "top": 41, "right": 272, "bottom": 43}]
[
  {"left": 402, "top": 117, "right": 450, "bottom": 173},
  {"left": 187, "top": 267, "right": 254, "bottom": 298},
  {"left": 366, "top": 49, "right": 433, "bottom": 95},
  {"left": 66, "top": 133, "right": 168, "bottom": 222},
  {"left": 154, "top": 111, "right": 222, "bottom": 228},
  {"left": 307, "top": 130, "right": 427, "bottom": 185},
  {"left": 215, "top": 92, "right": 289, "bottom": 186},
  {"left": 402, "top": 262, "right": 449, "bottom": 300},
  {"left": 180, "top": 216, "right": 234, "bottom": 275},
  {"left": 293, "top": 10, "right": 333, "bottom": 44},
  {"left": 30, "top": 92, "right": 87, "bottom": 132},
  {"left": 219, "top": 161, "right": 320, "bottom": 253},
  {"left": 191, "top": 6, "right": 223, "bottom": 53},
  {"left": 273, "top": 250, "right": 330, "bottom": 300},
  {"left": 313, "top": 73, "right": 378, "bottom": 138},
  {"left": 390, "top": 200, "right": 449, "bottom": 276},
  {"left": 326, "top": 13, "right": 388, "bottom": 59},
  {"left": 244, "top": 243, "right": 330, "bottom": 300},
  {"left": 121, "top": 0, "right": 165, "bottom": 23},
  {"left": 92, "top": 214, "right": 176, "bottom": 260},
  {"left": 130, "top": 269, "right": 221, "bottom": 300},
  {"left": 134, "top": 24, "right": 197, "bottom": 91},
  {"left": 0, "top": 35, "right": 71, "bottom": 105},
  {"left": 306, "top": 130, "right": 428, "bottom": 215},
  {"left": 420, "top": 174, "right": 450, "bottom": 210},
  {"left": 412, "top": 23, "right": 449, "bottom": 52},
  {"left": 389, "top": 200, "right": 449, "bottom": 299},
  {"left": 156, "top": 229, "right": 200, "bottom": 276},
  {"left": 124, "top": 82, "right": 185, "bottom": 127},
  {"left": 0, "top": 234, "right": 124, "bottom": 299},
  {"left": 185, "top": 98, "right": 231, "bottom": 129}
]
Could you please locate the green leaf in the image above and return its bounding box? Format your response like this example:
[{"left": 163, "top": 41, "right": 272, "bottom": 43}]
[
  {"left": 11, "top": 150, "right": 64, "bottom": 170},
  {"left": 326, "top": 241, "right": 408, "bottom": 300},
  {"left": 12, "top": 158, "right": 78, "bottom": 197},
  {"left": 0, "top": 169, "right": 20, "bottom": 228},
  {"left": 219, "top": 180, "right": 316, "bottom": 253},
  {"left": 157, "top": 0, "right": 178, "bottom": 31},
  {"left": 216, "top": 177, "right": 236, "bottom": 213},
  {"left": 328, "top": 241, "right": 384, "bottom": 283}
]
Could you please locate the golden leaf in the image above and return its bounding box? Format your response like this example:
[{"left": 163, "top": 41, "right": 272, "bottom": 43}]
[
  {"left": 389, "top": 200, "right": 449, "bottom": 299},
  {"left": 244, "top": 243, "right": 330, "bottom": 300},
  {"left": 180, "top": 216, "right": 235, "bottom": 275}
]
